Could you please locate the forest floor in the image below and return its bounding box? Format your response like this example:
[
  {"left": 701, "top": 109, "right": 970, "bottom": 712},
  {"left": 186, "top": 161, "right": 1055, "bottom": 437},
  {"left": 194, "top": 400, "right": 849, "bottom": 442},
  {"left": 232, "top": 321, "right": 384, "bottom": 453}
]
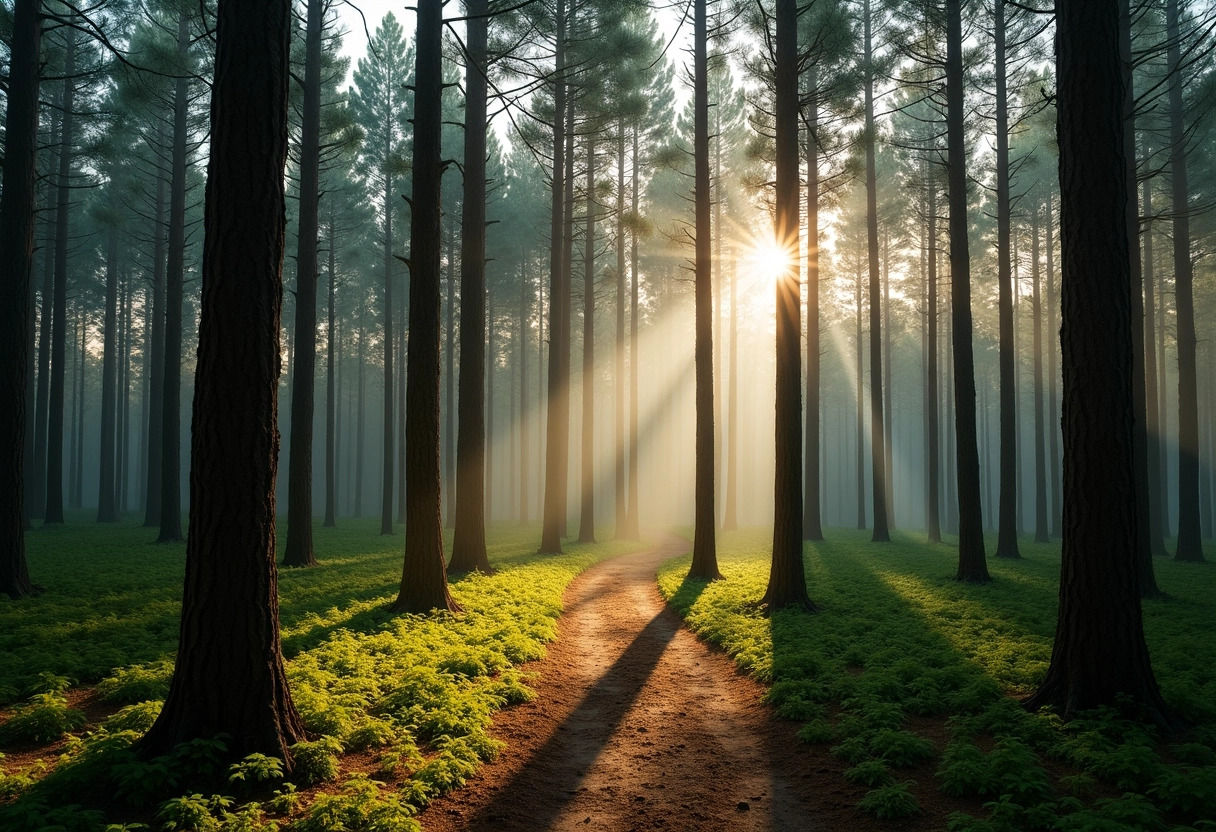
[{"left": 417, "top": 534, "right": 848, "bottom": 832}]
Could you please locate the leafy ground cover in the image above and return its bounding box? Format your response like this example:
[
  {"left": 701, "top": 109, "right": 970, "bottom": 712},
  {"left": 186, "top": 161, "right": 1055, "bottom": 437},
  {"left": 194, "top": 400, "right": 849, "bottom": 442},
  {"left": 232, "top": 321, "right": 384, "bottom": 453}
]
[
  {"left": 657, "top": 529, "right": 1216, "bottom": 831},
  {"left": 0, "top": 515, "right": 640, "bottom": 831}
]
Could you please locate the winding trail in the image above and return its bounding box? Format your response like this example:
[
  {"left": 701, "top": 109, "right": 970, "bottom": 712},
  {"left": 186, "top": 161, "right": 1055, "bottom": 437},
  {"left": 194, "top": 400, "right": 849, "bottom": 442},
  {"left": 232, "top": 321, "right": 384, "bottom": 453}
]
[{"left": 418, "top": 535, "right": 848, "bottom": 832}]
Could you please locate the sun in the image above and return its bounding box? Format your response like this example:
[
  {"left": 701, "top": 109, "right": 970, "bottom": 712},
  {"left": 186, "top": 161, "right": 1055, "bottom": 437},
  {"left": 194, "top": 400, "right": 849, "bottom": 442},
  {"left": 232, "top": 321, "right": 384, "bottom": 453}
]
[{"left": 745, "top": 235, "right": 795, "bottom": 282}]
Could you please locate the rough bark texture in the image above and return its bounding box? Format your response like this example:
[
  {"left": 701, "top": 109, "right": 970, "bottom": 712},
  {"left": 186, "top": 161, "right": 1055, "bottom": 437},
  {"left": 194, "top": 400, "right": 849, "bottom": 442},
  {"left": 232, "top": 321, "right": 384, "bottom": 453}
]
[
  {"left": 393, "top": 0, "right": 461, "bottom": 614},
  {"left": 994, "top": 0, "right": 1020, "bottom": 560},
  {"left": 1047, "top": 192, "right": 1062, "bottom": 539},
  {"left": 1026, "top": 0, "right": 1172, "bottom": 726},
  {"left": 138, "top": 0, "right": 306, "bottom": 764},
  {"left": 284, "top": 0, "right": 324, "bottom": 567},
  {"left": 1167, "top": 0, "right": 1205, "bottom": 563},
  {"left": 863, "top": 0, "right": 890, "bottom": 543},
  {"left": 946, "top": 0, "right": 989, "bottom": 582},
  {"left": 688, "top": 0, "right": 720, "bottom": 581},
  {"left": 451, "top": 0, "right": 492, "bottom": 574},
  {"left": 763, "top": 0, "right": 812, "bottom": 610},
  {"left": 540, "top": 0, "right": 569, "bottom": 555},
  {"left": 0, "top": 0, "right": 41, "bottom": 598}
]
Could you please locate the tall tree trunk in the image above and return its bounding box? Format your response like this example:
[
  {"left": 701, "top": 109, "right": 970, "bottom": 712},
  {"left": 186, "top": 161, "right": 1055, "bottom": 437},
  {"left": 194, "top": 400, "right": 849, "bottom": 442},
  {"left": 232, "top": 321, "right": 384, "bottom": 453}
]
[
  {"left": 138, "top": 0, "right": 307, "bottom": 765},
  {"left": 158, "top": 9, "right": 191, "bottom": 543},
  {"left": 451, "top": 0, "right": 492, "bottom": 572},
  {"left": 762, "top": 0, "right": 812, "bottom": 609},
  {"left": 1167, "top": 0, "right": 1204, "bottom": 563},
  {"left": 726, "top": 251, "right": 740, "bottom": 531},
  {"left": 622, "top": 124, "right": 641, "bottom": 540},
  {"left": 31, "top": 107, "right": 59, "bottom": 523},
  {"left": 393, "top": 0, "right": 460, "bottom": 613},
  {"left": 578, "top": 136, "right": 598, "bottom": 544},
  {"left": 380, "top": 175, "right": 395, "bottom": 536},
  {"left": 144, "top": 149, "right": 167, "bottom": 527},
  {"left": 803, "top": 77, "right": 823, "bottom": 541},
  {"left": 615, "top": 124, "right": 626, "bottom": 535},
  {"left": 46, "top": 29, "right": 77, "bottom": 526},
  {"left": 397, "top": 267, "right": 406, "bottom": 525},
  {"left": 70, "top": 306, "right": 84, "bottom": 510},
  {"left": 883, "top": 229, "right": 894, "bottom": 528},
  {"left": 1158, "top": 244, "right": 1171, "bottom": 539},
  {"left": 323, "top": 211, "right": 338, "bottom": 528},
  {"left": 1031, "top": 207, "right": 1049, "bottom": 544},
  {"left": 1142, "top": 169, "right": 1165, "bottom": 554},
  {"left": 863, "top": 0, "right": 889, "bottom": 541},
  {"left": 354, "top": 303, "right": 365, "bottom": 517},
  {"left": 1047, "top": 191, "right": 1061, "bottom": 538},
  {"left": 444, "top": 218, "right": 456, "bottom": 527},
  {"left": 689, "top": 0, "right": 718, "bottom": 580},
  {"left": 927, "top": 178, "right": 941, "bottom": 542},
  {"left": 1122, "top": 0, "right": 1161, "bottom": 591},
  {"left": 0, "top": 0, "right": 41, "bottom": 597},
  {"left": 487, "top": 290, "right": 496, "bottom": 523},
  {"left": 1027, "top": 0, "right": 1172, "bottom": 725},
  {"left": 946, "top": 0, "right": 989, "bottom": 581},
  {"left": 98, "top": 231, "right": 120, "bottom": 522},
  {"left": 119, "top": 265, "right": 131, "bottom": 513},
  {"left": 856, "top": 263, "right": 865, "bottom": 530},
  {"left": 540, "top": 0, "right": 569, "bottom": 554},
  {"left": 560, "top": 95, "right": 575, "bottom": 539},
  {"left": 994, "top": 0, "right": 1019, "bottom": 559},
  {"left": 284, "top": 0, "right": 324, "bottom": 566},
  {"left": 520, "top": 253, "right": 530, "bottom": 526}
]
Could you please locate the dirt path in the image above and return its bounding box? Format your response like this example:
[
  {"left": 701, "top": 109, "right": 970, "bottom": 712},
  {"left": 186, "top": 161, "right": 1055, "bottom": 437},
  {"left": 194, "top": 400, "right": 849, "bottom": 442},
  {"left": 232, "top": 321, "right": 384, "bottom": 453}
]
[{"left": 418, "top": 535, "right": 851, "bottom": 832}]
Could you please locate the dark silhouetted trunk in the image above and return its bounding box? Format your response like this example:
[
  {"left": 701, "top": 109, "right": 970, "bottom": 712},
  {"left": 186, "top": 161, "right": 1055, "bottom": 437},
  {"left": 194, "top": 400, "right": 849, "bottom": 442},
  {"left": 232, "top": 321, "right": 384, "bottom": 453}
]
[
  {"left": 393, "top": 0, "right": 460, "bottom": 613},
  {"left": 1047, "top": 192, "right": 1061, "bottom": 538},
  {"left": 856, "top": 264, "right": 865, "bottom": 530},
  {"left": 31, "top": 107, "right": 59, "bottom": 523},
  {"left": 540, "top": 0, "right": 569, "bottom": 554},
  {"left": 158, "top": 9, "right": 190, "bottom": 543},
  {"left": 323, "top": 211, "right": 337, "bottom": 528},
  {"left": 994, "top": 0, "right": 1019, "bottom": 559},
  {"left": 46, "top": 30, "right": 77, "bottom": 526},
  {"left": 947, "top": 0, "right": 989, "bottom": 581},
  {"left": 284, "top": 0, "right": 323, "bottom": 566},
  {"left": 451, "top": 0, "right": 492, "bottom": 573},
  {"left": 444, "top": 219, "right": 456, "bottom": 527},
  {"left": 0, "top": 0, "right": 41, "bottom": 597},
  {"left": 98, "top": 232, "right": 120, "bottom": 522},
  {"left": 1167, "top": 0, "right": 1204, "bottom": 563},
  {"left": 689, "top": 0, "right": 719, "bottom": 579},
  {"left": 1026, "top": 0, "right": 1172, "bottom": 726},
  {"left": 762, "top": 0, "right": 812, "bottom": 610},
  {"left": 864, "top": 0, "right": 889, "bottom": 542},
  {"left": 138, "top": 0, "right": 307, "bottom": 765}
]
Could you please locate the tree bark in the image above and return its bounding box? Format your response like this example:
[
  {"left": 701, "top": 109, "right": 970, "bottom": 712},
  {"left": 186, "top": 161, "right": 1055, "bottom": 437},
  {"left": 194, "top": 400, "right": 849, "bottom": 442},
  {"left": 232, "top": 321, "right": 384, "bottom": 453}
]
[
  {"left": 1142, "top": 171, "right": 1165, "bottom": 555},
  {"left": 98, "top": 231, "right": 120, "bottom": 522},
  {"left": 31, "top": 106, "right": 59, "bottom": 523},
  {"left": 520, "top": 253, "right": 530, "bottom": 525},
  {"left": 864, "top": 0, "right": 890, "bottom": 542},
  {"left": 615, "top": 124, "right": 626, "bottom": 536},
  {"left": 1031, "top": 207, "right": 1049, "bottom": 544},
  {"left": 1167, "top": 0, "right": 1204, "bottom": 563},
  {"left": 46, "top": 29, "right": 77, "bottom": 526},
  {"left": 803, "top": 74, "right": 823, "bottom": 541},
  {"left": 450, "top": 0, "right": 492, "bottom": 573},
  {"left": 762, "top": 0, "right": 812, "bottom": 609},
  {"left": 578, "top": 135, "right": 597, "bottom": 545},
  {"left": 284, "top": 0, "right": 324, "bottom": 566},
  {"left": 994, "top": 0, "right": 1020, "bottom": 559},
  {"left": 380, "top": 174, "right": 395, "bottom": 536},
  {"left": 158, "top": 8, "right": 191, "bottom": 543},
  {"left": 144, "top": 147, "right": 167, "bottom": 527},
  {"left": 138, "top": 0, "right": 307, "bottom": 765},
  {"left": 622, "top": 124, "right": 641, "bottom": 540},
  {"left": 445, "top": 217, "right": 456, "bottom": 527},
  {"left": 1026, "top": 0, "right": 1172, "bottom": 726},
  {"left": 540, "top": 0, "right": 569, "bottom": 554},
  {"left": 0, "top": 0, "right": 41, "bottom": 597},
  {"left": 927, "top": 177, "right": 941, "bottom": 542},
  {"left": 946, "top": 0, "right": 989, "bottom": 582},
  {"left": 689, "top": 0, "right": 720, "bottom": 580},
  {"left": 393, "top": 0, "right": 461, "bottom": 613},
  {"left": 323, "top": 208, "right": 338, "bottom": 528},
  {"left": 1047, "top": 191, "right": 1061, "bottom": 538}
]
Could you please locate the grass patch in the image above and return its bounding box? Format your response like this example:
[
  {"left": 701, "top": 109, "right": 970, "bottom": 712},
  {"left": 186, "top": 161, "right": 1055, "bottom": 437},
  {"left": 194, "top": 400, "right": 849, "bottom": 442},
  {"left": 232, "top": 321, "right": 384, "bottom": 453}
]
[
  {"left": 657, "top": 528, "right": 1216, "bottom": 830},
  {"left": 0, "top": 515, "right": 640, "bottom": 830}
]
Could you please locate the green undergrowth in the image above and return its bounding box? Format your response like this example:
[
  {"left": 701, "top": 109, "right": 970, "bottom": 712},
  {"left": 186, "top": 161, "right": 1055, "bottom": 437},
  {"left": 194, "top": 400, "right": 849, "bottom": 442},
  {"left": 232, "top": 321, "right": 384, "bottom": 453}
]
[
  {"left": 657, "top": 528, "right": 1216, "bottom": 831},
  {"left": 0, "top": 516, "right": 641, "bottom": 831}
]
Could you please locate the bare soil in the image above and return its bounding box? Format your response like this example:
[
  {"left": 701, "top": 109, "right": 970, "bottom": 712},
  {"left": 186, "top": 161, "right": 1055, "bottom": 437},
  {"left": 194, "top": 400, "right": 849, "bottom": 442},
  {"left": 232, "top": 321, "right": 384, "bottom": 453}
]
[{"left": 418, "top": 535, "right": 883, "bottom": 832}]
